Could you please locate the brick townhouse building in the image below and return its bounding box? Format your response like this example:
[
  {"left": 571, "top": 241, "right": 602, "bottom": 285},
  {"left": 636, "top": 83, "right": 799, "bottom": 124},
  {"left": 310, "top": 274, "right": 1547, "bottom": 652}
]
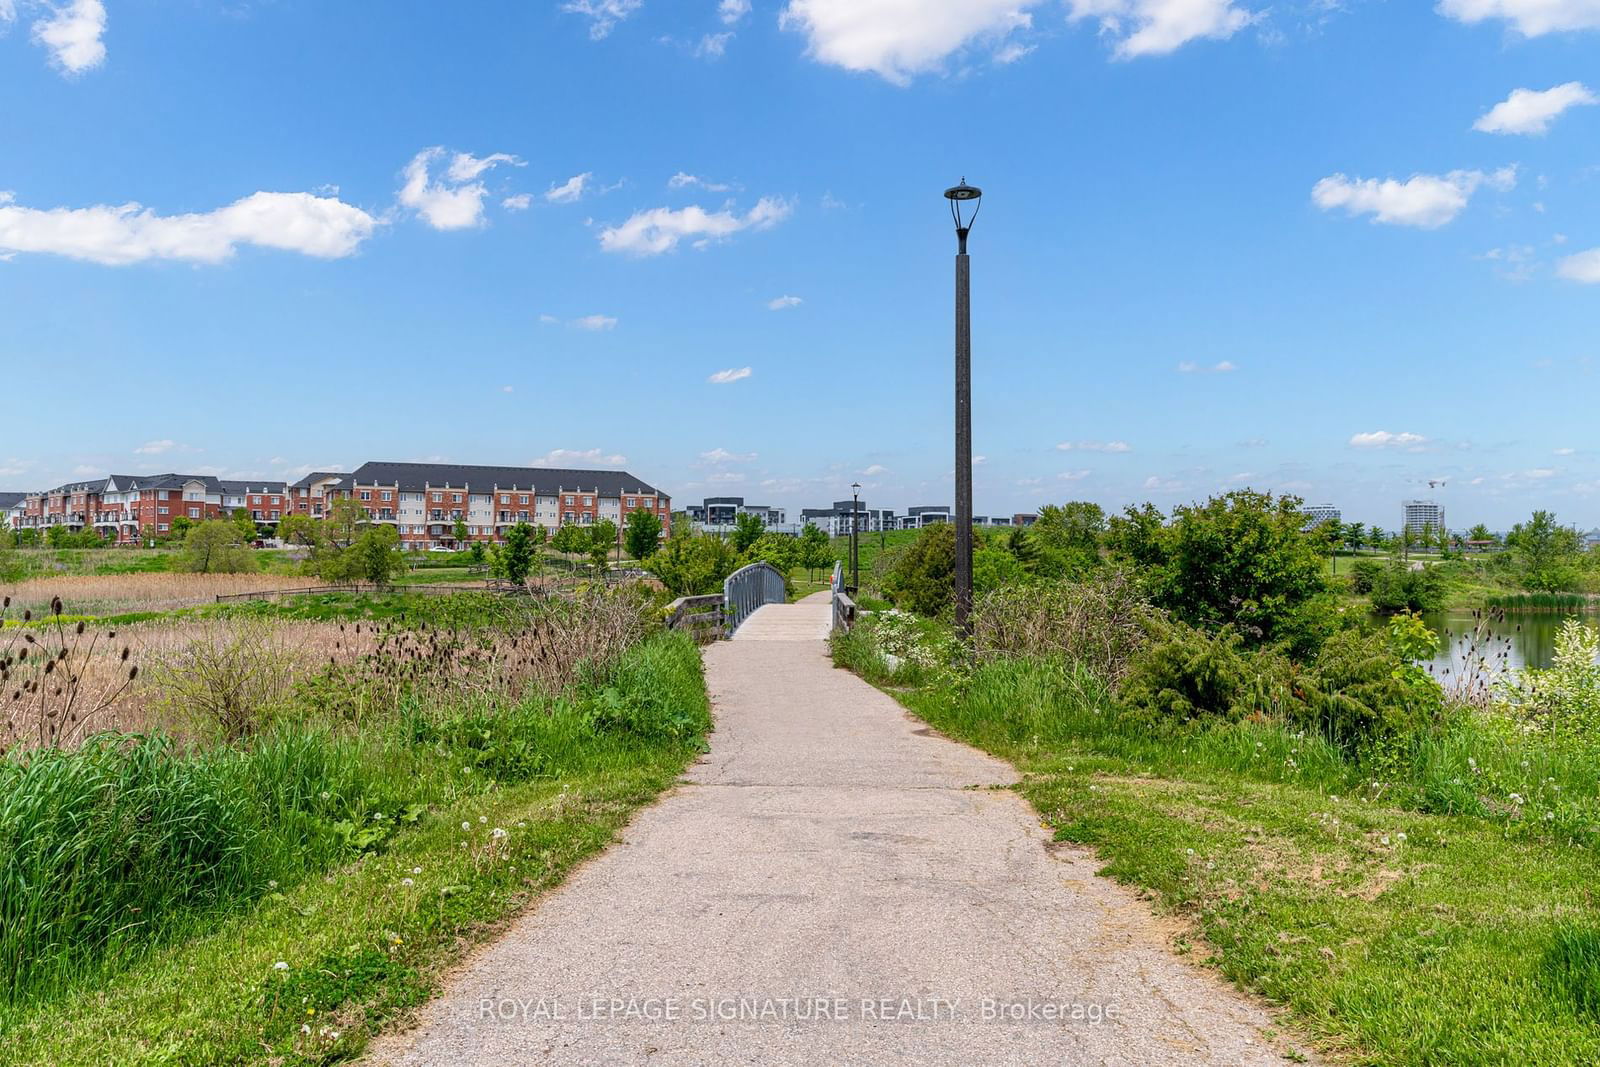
[
  {"left": 7, "top": 461, "right": 671, "bottom": 551},
  {"left": 11, "top": 474, "right": 293, "bottom": 543},
  {"left": 293, "top": 461, "right": 671, "bottom": 550}
]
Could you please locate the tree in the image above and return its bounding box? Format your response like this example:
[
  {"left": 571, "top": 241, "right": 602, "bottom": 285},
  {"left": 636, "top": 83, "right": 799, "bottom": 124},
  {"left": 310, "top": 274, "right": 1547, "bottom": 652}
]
[
  {"left": 453, "top": 517, "right": 470, "bottom": 547},
  {"left": 178, "top": 520, "right": 258, "bottom": 574},
  {"left": 882, "top": 522, "right": 956, "bottom": 617},
  {"left": 624, "top": 508, "right": 664, "bottom": 561},
  {"left": 349, "top": 525, "right": 404, "bottom": 586},
  {"left": 324, "top": 497, "right": 367, "bottom": 549},
  {"left": 469, "top": 540, "right": 487, "bottom": 566},
  {"left": 550, "top": 522, "right": 588, "bottom": 557},
  {"left": 167, "top": 515, "right": 196, "bottom": 543},
  {"left": 1005, "top": 525, "right": 1039, "bottom": 572},
  {"left": 588, "top": 519, "right": 618, "bottom": 577},
  {"left": 1110, "top": 491, "right": 1328, "bottom": 648},
  {"left": 1032, "top": 502, "right": 1104, "bottom": 577},
  {"left": 731, "top": 512, "right": 765, "bottom": 552},
  {"left": 646, "top": 532, "right": 742, "bottom": 597},
  {"left": 276, "top": 513, "right": 317, "bottom": 547},
  {"left": 1507, "top": 510, "right": 1581, "bottom": 592},
  {"left": 231, "top": 507, "right": 259, "bottom": 543},
  {"left": 501, "top": 521, "right": 537, "bottom": 585},
  {"left": 1467, "top": 523, "right": 1497, "bottom": 546},
  {"left": 798, "top": 522, "right": 832, "bottom": 580},
  {"left": 1346, "top": 522, "right": 1366, "bottom": 554},
  {"left": 744, "top": 532, "right": 799, "bottom": 579}
]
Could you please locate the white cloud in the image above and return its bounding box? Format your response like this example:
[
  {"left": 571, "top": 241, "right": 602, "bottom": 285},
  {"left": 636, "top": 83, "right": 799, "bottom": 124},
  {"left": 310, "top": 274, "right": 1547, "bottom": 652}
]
[
  {"left": 501, "top": 385, "right": 515, "bottom": 393},
  {"left": 862, "top": 464, "right": 891, "bottom": 476},
  {"left": 529, "top": 448, "right": 628, "bottom": 467},
  {"left": 767, "top": 294, "right": 804, "bottom": 310},
  {"left": 1557, "top": 247, "right": 1600, "bottom": 282},
  {"left": 1438, "top": 0, "right": 1600, "bottom": 35},
  {"left": 1348, "top": 430, "right": 1429, "bottom": 450},
  {"left": 1066, "top": 0, "right": 1255, "bottom": 59},
  {"left": 1056, "top": 440, "right": 1131, "bottom": 452},
  {"left": 0, "top": 189, "right": 378, "bottom": 265},
  {"left": 719, "top": 0, "right": 751, "bottom": 22},
  {"left": 993, "top": 40, "right": 1035, "bottom": 63},
  {"left": 1177, "top": 359, "right": 1238, "bottom": 373},
  {"left": 779, "top": 0, "right": 1036, "bottom": 84},
  {"left": 1059, "top": 469, "right": 1091, "bottom": 481},
  {"left": 538, "top": 313, "right": 561, "bottom": 325},
  {"left": 695, "top": 31, "right": 734, "bottom": 57},
  {"left": 708, "top": 366, "right": 753, "bottom": 384},
  {"left": 562, "top": 0, "right": 643, "bottom": 39},
  {"left": 598, "top": 197, "right": 792, "bottom": 255},
  {"left": 32, "top": 0, "right": 106, "bottom": 75},
  {"left": 699, "top": 447, "right": 757, "bottom": 464},
  {"left": 571, "top": 314, "right": 618, "bottom": 330},
  {"left": 546, "top": 172, "right": 592, "bottom": 203},
  {"left": 134, "top": 439, "right": 176, "bottom": 455},
  {"left": 1311, "top": 167, "right": 1516, "bottom": 228},
  {"left": 1142, "top": 475, "right": 1184, "bottom": 491},
  {"left": 1555, "top": 447, "right": 1576, "bottom": 455},
  {"left": 399, "top": 147, "right": 522, "bottom": 230},
  {"left": 1524, "top": 467, "right": 1557, "bottom": 479},
  {"left": 0, "top": 2, "right": 14, "bottom": 22},
  {"left": 1474, "top": 82, "right": 1597, "bottom": 135},
  {"left": 668, "top": 172, "right": 733, "bottom": 192},
  {"left": 502, "top": 194, "right": 533, "bottom": 211}
]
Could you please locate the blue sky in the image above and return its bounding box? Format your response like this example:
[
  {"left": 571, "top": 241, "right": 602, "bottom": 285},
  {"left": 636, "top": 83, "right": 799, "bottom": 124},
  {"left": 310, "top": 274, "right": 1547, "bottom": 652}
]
[{"left": 2, "top": 0, "right": 1597, "bottom": 531}]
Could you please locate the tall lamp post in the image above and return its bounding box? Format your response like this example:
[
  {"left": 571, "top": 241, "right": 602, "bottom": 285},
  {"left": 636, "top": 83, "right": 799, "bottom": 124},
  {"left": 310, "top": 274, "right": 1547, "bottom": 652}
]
[
  {"left": 945, "top": 179, "right": 981, "bottom": 638},
  {"left": 850, "top": 481, "right": 862, "bottom": 594}
]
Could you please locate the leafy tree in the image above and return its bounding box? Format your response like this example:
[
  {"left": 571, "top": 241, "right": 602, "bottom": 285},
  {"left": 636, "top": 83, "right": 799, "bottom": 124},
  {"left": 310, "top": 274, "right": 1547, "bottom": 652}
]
[
  {"left": 276, "top": 513, "right": 318, "bottom": 547},
  {"left": 501, "top": 522, "right": 537, "bottom": 585},
  {"left": 1467, "top": 523, "right": 1497, "bottom": 545},
  {"left": 469, "top": 540, "right": 487, "bottom": 566},
  {"left": 646, "top": 531, "right": 742, "bottom": 597},
  {"left": 550, "top": 522, "right": 589, "bottom": 557},
  {"left": 882, "top": 521, "right": 956, "bottom": 617},
  {"left": 1032, "top": 502, "right": 1104, "bottom": 577},
  {"left": 588, "top": 518, "right": 619, "bottom": 576},
  {"left": 1507, "top": 510, "right": 1582, "bottom": 592},
  {"left": 624, "top": 508, "right": 664, "bottom": 560},
  {"left": 1345, "top": 522, "right": 1366, "bottom": 553},
  {"left": 350, "top": 524, "right": 404, "bottom": 586},
  {"left": 231, "top": 508, "right": 259, "bottom": 543},
  {"left": 324, "top": 497, "right": 368, "bottom": 549},
  {"left": 798, "top": 522, "right": 832, "bottom": 580},
  {"left": 167, "top": 515, "right": 196, "bottom": 543},
  {"left": 744, "top": 532, "right": 799, "bottom": 578},
  {"left": 1111, "top": 491, "right": 1328, "bottom": 648},
  {"left": 453, "top": 517, "right": 470, "bottom": 546},
  {"left": 178, "top": 520, "right": 258, "bottom": 574},
  {"left": 731, "top": 512, "right": 765, "bottom": 552}
]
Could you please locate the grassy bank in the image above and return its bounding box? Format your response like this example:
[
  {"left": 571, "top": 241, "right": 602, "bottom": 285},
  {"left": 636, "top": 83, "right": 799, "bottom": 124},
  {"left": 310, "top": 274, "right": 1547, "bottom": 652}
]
[
  {"left": 0, "top": 614, "right": 709, "bottom": 1065},
  {"left": 832, "top": 631, "right": 1600, "bottom": 1064}
]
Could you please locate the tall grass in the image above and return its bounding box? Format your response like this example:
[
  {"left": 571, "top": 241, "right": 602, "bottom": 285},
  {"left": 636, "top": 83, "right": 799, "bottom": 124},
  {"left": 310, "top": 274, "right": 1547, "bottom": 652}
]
[
  {"left": 0, "top": 581, "right": 705, "bottom": 1010},
  {"left": 1485, "top": 592, "right": 1600, "bottom": 613}
]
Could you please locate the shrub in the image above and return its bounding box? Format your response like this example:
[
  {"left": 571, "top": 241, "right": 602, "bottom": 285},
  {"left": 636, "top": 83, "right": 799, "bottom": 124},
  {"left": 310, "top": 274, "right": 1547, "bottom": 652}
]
[
  {"left": 1367, "top": 560, "right": 1446, "bottom": 614},
  {"left": 1496, "top": 618, "right": 1600, "bottom": 745},
  {"left": 152, "top": 619, "right": 302, "bottom": 741},
  {"left": 882, "top": 522, "right": 955, "bottom": 617},
  {"left": 177, "top": 521, "right": 257, "bottom": 575},
  {"left": 1119, "top": 621, "right": 1267, "bottom": 728},
  {"left": 1107, "top": 490, "right": 1328, "bottom": 647},
  {"left": 646, "top": 532, "right": 742, "bottom": 597},
  {"left": 972, "top": 571, "right": 1152, "bottom": 686}
]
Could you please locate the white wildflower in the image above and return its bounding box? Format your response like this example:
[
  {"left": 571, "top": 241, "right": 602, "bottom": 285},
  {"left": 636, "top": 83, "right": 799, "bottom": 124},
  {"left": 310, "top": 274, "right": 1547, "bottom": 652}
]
[{"left": 273, "top": 961, "right": 289, "bottom": 971}]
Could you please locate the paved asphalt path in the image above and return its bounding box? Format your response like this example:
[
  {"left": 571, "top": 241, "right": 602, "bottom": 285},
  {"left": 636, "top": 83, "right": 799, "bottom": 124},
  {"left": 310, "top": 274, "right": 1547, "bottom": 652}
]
[{"left": 366, "top": 595, "right": 1300, "bottom": 1066}]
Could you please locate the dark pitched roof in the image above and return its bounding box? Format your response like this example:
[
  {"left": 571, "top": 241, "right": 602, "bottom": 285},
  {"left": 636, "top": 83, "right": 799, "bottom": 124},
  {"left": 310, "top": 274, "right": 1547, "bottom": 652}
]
[
  {"left": 289, "top": 471, "right": 352, "bottom": 490},
  {"left": 348, "top": 461, "right": 666, "bottom": 497},
  {"left": 217, "top": 480, "right": 289, "bottom": 494},
  {"left": 0, "top": 492, "right": 25, "bottom": 511}
]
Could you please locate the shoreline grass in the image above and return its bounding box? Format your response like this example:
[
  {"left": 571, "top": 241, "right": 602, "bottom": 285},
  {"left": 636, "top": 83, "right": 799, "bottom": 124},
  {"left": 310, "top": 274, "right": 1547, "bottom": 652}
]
[{"left": 832, "top": 634, "right": 1600, "bottom": 1065}]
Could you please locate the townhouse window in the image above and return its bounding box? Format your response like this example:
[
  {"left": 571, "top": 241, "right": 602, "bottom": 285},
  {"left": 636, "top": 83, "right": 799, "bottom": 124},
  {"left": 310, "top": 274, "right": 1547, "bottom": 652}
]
[
  {"left": 380, "top": 492, "right": 391, "bottom": 502},
  {"left": 158, "top": 506, "right": 169, "bottom": 516},
  {"left": 188, "top": 507, "right": 199, "bottom": 519},
  {"left": 432, "top": 493, "right": 442, "bottom": 503},
  {"left": 271, "top": 511, "right": 280, "bottom": 520},
  {"left": 583, "top": 497, "right": 593, "bottom": 507},
  {"left": 360, "top": 491, "right": 372, "bottom": 501},
  {"left": 271, "top": 496, "right": 281, "bottom": 505},
  {"left": 565, "top": 496, "right": 574, "bottom": 505},
  {"left": 518, "top": 511, "right": 529, "bottom": 522},
  {"left": 452, "top": 494, "right": 462, "bottom": 503},
  {"left": 627, "top": 498, "right": 636, "bottom": 508},
  {"left": 519, "top": 495, "right": 529, "bottom": 505}
]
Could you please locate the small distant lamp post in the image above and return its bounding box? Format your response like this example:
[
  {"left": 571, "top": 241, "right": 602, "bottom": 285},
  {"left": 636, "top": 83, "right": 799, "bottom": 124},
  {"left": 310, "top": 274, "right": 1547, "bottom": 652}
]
[
  {"left": 850, "top": 482, "right": 862, "bottom": 594},
  {"left": 945, "top": 179, "right": 982, "bottom": 638}
]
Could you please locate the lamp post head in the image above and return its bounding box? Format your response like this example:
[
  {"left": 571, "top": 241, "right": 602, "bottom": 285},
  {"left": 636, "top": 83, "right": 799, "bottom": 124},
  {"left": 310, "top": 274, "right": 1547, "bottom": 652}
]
[{"left": 944, "top": 179, "right": 982, "bottom": 252}]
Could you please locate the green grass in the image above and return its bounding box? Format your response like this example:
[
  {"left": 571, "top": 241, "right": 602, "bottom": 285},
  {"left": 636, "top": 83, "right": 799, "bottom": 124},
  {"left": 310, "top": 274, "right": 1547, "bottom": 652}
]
[
  {"left": 835, "top": 642, "right": 1600, "bottom": 1064},
  {"left": 0, "top": 632, "right": 710, "bottom": 1064}
]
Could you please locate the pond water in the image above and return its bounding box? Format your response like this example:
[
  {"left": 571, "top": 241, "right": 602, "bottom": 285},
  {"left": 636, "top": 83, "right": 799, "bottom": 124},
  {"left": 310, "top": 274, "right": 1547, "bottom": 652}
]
[{"left": 1416, "top": 609, "right": 1595, "bottom": 676}]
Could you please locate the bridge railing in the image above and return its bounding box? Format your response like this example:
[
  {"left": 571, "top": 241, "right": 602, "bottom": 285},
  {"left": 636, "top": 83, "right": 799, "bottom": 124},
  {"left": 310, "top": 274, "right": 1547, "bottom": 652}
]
[
  {"left": 722, "top": 562, "right": 788, "bottom": 636},
  {"left": 664, "top": 594, "right": 725, "bottom": 643},
  {"left": 830, "top": 561, "right": 855, "bottom": 633}
]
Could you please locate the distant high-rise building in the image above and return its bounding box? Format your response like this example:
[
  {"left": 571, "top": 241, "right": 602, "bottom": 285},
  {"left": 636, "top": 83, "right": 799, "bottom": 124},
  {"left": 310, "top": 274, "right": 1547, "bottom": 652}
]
[
  {"left": 1402, "top": 499, "right": 1445, "bottom": 535},
  {"left": 1301, "top": 504, "right": 1341, "bottom": 529}
]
